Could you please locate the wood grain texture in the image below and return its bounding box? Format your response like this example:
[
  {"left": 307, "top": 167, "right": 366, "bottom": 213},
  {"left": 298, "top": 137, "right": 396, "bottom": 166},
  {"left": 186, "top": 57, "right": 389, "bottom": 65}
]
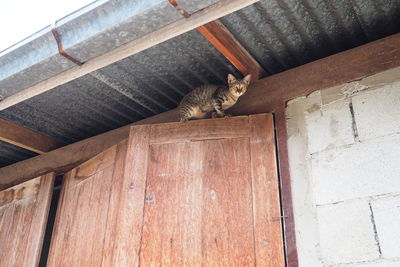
[
  {"left": 112, "top": 126, "right": 150, "bottom": 266},
  {"left": 275, "top": 105, "right": 298, "bottom": 267},
  {"left": 141, "top": 115, "right": 284, "bottom": 265},
  {"left": 197, "top": 20, "right": 266, "bottom": 79},
  {"left": 140, "top": 138, "right": 256, "bottom": 266},
  {"left": 0, "top": 118, "right": 64, "bottom": 154},
  {"left": 249, "top": 114, "right": 285, "bottom": 266},
  {"left": 47, "top": 131, "right": 151, "bottom": 267},
  {"left": 2, "top": 33, "right": 400, "bottom": 189},
  {"left": 46, "top": 114, "right": 284, "bottom": 266},
  {"left": 0, "top": 177, "right": 40, "bottom": 206},
  {"left": 47, "top": 141, "right": 125, "bottom": 267},
  {"left": 150, "top": 116, "right": 250, "bottom": 144},
  {"left": 0, "top": 173, "right": 55, "bottom": 267}
]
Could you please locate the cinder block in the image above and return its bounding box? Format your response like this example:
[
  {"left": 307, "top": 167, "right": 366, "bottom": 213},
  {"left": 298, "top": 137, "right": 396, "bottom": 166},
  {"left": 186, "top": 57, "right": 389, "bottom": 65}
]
[
  {"left": 352, "top": 84, "right": 400, "bottom": 141},
  {"left": 371, "top": 195, "right": 400, "bottom": 259},
  {"left": 305, "top": 99, "right": 355, "bottom": 154},
  {"left": 317, "top": 199, "right": 379, "bottom": 265},
  {"left": 311, "top": 134, "right": 400, "bottom": 205}
]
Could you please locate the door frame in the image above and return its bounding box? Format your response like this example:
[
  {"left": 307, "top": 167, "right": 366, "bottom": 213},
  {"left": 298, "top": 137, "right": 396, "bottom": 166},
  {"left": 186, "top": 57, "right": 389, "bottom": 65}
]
[{"left": 271, "top": 104, "right": 298, "bottom": 267}]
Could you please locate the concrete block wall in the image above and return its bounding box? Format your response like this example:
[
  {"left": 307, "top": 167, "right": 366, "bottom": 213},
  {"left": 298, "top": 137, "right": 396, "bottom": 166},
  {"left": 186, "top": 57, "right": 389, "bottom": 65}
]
[{"left": 286, "top": 66, "right": 400, "bottom": 267}]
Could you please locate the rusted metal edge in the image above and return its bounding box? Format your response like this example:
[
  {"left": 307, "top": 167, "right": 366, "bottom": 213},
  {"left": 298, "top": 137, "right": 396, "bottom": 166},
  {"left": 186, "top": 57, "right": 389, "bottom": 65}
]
[
  {"left": 168, "top": 0, "right": 191, "bottom": 18},
  {"left": 51, "top": 23, "right": 84, "bottom": 66}
]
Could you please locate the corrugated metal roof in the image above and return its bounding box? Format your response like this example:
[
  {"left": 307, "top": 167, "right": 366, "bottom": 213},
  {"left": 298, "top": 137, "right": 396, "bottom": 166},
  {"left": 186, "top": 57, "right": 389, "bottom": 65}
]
[
  {"left": 0, "top": 141, "right": 38, "bottom": 168},
  {"left": 0, "top": 0, "right": 399, "bottom": 167},
  {"left": 220, "top": 0, "right": 400, "bottom": 74}
]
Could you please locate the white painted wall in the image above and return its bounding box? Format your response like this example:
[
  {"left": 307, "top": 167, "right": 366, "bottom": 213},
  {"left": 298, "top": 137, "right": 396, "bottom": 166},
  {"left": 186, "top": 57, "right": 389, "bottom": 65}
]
[{"left": 286, "top": 66, "right": 400, "bottom": 267}]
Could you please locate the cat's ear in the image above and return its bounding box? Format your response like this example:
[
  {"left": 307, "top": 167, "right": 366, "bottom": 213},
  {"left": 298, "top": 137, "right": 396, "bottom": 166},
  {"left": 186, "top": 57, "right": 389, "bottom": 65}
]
[
  {"left": 243, "top": 74, "right": 251, "bottom": 85},
  {"left": 227, "top": 74, "right": 237, "bottom": 85}
]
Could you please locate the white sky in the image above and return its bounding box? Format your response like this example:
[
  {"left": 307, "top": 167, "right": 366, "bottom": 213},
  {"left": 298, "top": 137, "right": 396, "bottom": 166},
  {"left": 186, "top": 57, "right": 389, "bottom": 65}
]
[{"left": 0, "top": 0, "right": 95, "bottom": 52}]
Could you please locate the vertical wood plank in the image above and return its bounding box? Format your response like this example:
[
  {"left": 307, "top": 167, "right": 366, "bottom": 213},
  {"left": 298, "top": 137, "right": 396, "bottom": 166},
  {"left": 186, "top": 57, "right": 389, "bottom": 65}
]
[
  {"left": 13, "top": 199, "right": 39, "bottom": 266},
  {"left": 48, "top": 139, "right": 150, "bottom": 267},
  {"left": 0, "top": 173, "right": 54, "bottom": 267},
  {"left": 87, "top": 167, "right": 115, "bottom": 267},
  {"left": 275, "top": 105, "right": 299, "bottom": 267},
  {"left": 140, "top": 138, "right": 256, "bottom": 266},
  {"left": 46, "top": 170, "right": 77, "bottom": 267},
  {"left": 200, "top": 139, "right": 255, "bottom": 266},
  {"left": 140, "top": 142, "right": 204, "bottom": 266},
  {"left": 113, "top": 125, "right": 151, "bottom": 266},
  {"left": 23, "top": 173, "right": 55, "bottom": 266},
  {"left": 2, "top": 201, "right": 24, "bottom": 266},
  {"left": 101, "top": 141, "right": 128, "bottom": 266},
  {"left": 249, "top": 114, "right": 285, "bottom": 267},
  {"left": 69, "top": 176, "right": 95, "bottom": 267},
  {"left": 47, "top": 142, "right": 121, "bottom": 267}
]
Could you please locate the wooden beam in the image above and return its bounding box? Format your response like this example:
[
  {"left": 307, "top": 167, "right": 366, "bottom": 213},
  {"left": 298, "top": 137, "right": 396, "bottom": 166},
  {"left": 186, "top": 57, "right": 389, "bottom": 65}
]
[
  {"left": 232, "top": 33, "right": 400, "bottom": 115},
  {"left": 274, "top": 104, "right": 298, "bottom": 266},
  {"left": 197, "top": 20, "right": 267, "bottom": 79},
  {"left": 0, "top": 0, "right": 259, "bottom": 111},
  {"left": 1, "top": 33, "right": 400, "bottom": 190},
  {"left": 0, "top": 118, "right": 64, "bottom": 154}
]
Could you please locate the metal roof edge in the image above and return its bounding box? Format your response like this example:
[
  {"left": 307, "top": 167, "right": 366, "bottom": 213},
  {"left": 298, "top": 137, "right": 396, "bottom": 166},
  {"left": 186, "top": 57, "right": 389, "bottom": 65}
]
[{"left": 0, "top": 0, "right": 220, "bottom": 97}]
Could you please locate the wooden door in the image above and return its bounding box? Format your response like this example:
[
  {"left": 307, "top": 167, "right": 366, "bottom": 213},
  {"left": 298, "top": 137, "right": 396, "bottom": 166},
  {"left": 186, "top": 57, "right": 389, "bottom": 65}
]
[
  {"left": 0, "top": 173, "right": 54, "bottom": 267},
  {"left": 48, "top": 114, "right": 284, "bottom": 266}
]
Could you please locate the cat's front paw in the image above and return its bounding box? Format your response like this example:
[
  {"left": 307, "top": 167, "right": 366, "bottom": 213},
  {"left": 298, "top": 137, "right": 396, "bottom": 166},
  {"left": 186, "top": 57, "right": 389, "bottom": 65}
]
[
  {"left": 223, "top": 114, "right": 232, "bottom": 118},
  {"left": 180, "top": 117, "right": 189, "bottom": 122}
]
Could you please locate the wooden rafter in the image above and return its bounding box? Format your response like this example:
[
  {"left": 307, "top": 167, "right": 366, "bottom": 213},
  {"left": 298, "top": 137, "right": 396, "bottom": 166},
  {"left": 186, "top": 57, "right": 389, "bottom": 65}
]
[
  {"left": 1, "top": 33, "right": 400, "bottom": 189},
  {"left": 0, "top": 118, "right": 64, "bottom": 154},
  {"left": 197, "top": 20, "right": 267, "bottom": 79}
]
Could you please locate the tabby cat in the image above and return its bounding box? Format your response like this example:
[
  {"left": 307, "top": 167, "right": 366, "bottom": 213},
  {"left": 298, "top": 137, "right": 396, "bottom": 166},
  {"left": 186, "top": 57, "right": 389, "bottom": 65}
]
[{"left": 178, "top": 74, "right": 251, "bottom": 122}]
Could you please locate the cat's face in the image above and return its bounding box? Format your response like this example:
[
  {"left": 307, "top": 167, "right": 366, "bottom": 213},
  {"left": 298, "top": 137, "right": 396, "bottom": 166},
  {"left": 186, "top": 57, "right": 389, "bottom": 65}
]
[{"left": 227, "top": 74, "right": 251, "bottom": 96}]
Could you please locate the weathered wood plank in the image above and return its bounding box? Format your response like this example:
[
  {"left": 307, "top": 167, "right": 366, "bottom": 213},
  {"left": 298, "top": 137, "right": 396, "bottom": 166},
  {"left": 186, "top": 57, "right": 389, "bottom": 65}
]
[
  {"left": 140, "top": 136, "right": 256, "bottom": 265},
  {"left": 101, "top": 141, "right": 128, "bottom": 266},
  {"left": 149, "top": 116, "right": 250, "bottom": 144},
  {"left": 112, "top": 126, "right": 150, "bottom": 266},
  {"left": 0, "top": 177, "right": 40, "bottom": 206},
  {"left": 274, "top": 105, "right": 298, "bottom": 266},
  {"left": 249, "top": 114, "right": 285, "bottom": 266},
  {"left": 47, "top": 142, "right": 126, "bottom": 267},
  {"left": 139, "top": 142, "right": 203, "bottom": 265},
  {"left": 0, "top": 118, "right": 64, "bottom": 154},
  {"left": 0, "top": 173, "right": 54, "bottom": 267},
  {"left": 200, "top": 138, "right": 255, "bottom": 266}
]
